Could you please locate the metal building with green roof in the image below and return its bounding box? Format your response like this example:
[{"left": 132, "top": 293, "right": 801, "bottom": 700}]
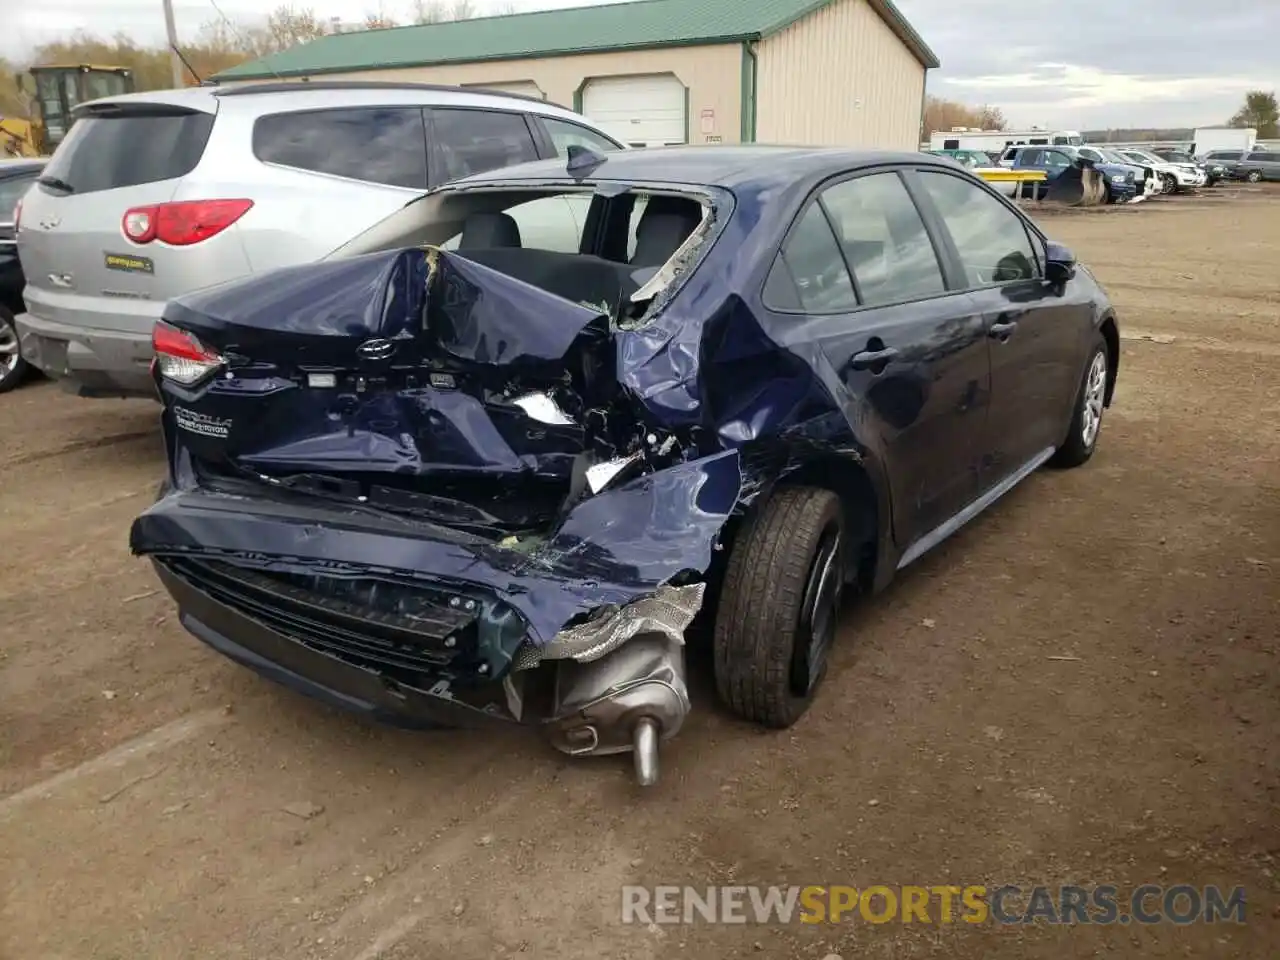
[{"left": 213, "top": 0, "right": 938, "bottom": 149}]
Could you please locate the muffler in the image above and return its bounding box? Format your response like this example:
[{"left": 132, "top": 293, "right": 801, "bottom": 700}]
[{"left": 546, "top": 633, "right": 691, "bottom": 786}]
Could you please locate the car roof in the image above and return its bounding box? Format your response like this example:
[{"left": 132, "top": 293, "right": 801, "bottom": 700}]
[
  {"left": 73, "top": 80, "right": 612, "bottom": 127},
  {"left": 447, "top": 144, "right": 957, "bottom": 191}
]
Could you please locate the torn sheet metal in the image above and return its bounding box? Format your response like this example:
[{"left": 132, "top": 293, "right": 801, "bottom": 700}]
[
  {"left": 539, "top": 582, "right": 705, "bottom": 663},
  {"left": 132, "top": 449, "right": 742, "bottom": 645}
]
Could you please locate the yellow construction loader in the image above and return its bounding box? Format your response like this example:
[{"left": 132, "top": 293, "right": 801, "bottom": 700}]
[{"left": 1, "top": 64, "right": 134, "bottom": 158}]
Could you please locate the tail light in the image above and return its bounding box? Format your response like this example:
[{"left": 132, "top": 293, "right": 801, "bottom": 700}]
[
  {"left": 13, "top": 197, "right": 22, "bottom": 230},
  {"left": 123, "top": 199, "right": 253, "bottom": 246},
  {"left": 152, "top": 320, "right": 224, "bottom": 385}
]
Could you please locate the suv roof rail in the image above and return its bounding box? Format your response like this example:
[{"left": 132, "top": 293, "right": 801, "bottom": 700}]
[{"left": 211, "top": 79, "right": 550, "bottom": 107}]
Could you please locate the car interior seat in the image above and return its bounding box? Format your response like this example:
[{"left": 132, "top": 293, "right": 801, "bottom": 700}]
[
  {"left": 629, "top": 195, "right": 704, "bottom": 267},
  {"left": 459, "top": 212, "right": 523, "bottom": 249}
]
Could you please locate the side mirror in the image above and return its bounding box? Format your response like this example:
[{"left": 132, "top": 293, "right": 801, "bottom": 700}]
[{"left": 1044, "top": 240, "right": 1076, "bottom": 283}]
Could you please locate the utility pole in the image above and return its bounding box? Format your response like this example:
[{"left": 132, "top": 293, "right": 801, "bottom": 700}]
[{"left": 163, "top": 0, "right": 185, "bottom": 87}]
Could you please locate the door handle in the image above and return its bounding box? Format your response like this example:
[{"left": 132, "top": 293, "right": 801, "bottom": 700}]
[
  {"left": 848, "top": 347, "right": 899, "bottom": 371},
  {"left": 988, "top": 321, "right": 1018, "bottom": 341}
]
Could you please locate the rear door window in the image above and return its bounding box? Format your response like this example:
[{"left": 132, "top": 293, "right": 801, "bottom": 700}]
[
  {"left": 820, "top": 172, "right": 947, "bottom": 307},
  {"left": 253, "top": 107, "right": 429, "bottom": 189},
  {"left": 763, "top": 202, "right": 857, "bottom": 313},
  {"left": 39, "top": 108, "right": 214, "bottom": 195},
  {"left": 429, "top": 108, "right": 540, "bottom": 183}
]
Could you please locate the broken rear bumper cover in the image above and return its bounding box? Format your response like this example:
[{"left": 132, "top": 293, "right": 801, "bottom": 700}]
[{"left": 130, "top": 450, "right": 742, "bottom": 784}]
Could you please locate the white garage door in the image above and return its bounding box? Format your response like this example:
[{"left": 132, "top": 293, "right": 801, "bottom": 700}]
[
  {"left": 461, "top": 80, "right": 545, "bottom": 100},
  {"left": 582, "top": 74, "right": 686, "bottom": 148}
]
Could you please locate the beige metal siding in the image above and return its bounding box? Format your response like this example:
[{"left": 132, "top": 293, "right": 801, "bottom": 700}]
[
  {"left": 755, "top": 0, "right": 926, "bottom": 149},
  {"left": 284, "top": 45, "right": 743, "bottom": 143}
]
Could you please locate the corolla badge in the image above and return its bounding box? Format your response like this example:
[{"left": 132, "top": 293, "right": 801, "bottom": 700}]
[{"left": 356, "top": 338, "right": 396, "bottom": 361}]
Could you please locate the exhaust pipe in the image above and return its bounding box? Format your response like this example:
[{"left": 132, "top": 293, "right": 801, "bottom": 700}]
[{"left": 546, "top": 633, "right": 691, "bottom": 786}]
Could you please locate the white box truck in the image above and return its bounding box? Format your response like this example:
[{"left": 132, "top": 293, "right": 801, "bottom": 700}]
[{"left": 1192, "top": 127, "right": 1256, "bottom": 156}]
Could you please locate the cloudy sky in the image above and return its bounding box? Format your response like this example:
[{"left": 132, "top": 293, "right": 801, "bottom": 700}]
[{"left": 5, "top": 0, "right": 1278, "bottom": 129}]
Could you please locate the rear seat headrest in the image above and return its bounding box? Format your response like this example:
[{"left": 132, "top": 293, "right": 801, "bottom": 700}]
[
  {"left": 459, "top": 212, "right": 522, "bottom": 249},
  {"left": 631, "top": 195, "right": 703, "bottom": 267}
]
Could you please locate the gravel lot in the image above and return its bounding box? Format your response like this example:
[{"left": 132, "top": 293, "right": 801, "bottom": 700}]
[{"left": 1, "top": 185, "right": 1277, "bottom": 959}]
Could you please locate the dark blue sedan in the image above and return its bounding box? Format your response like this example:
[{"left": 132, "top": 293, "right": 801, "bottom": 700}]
[{"left": 130, "top": 146, "right": 1120, "bottom": 785}]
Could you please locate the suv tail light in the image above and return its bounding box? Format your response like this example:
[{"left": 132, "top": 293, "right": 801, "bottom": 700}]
[
  {"left": 123, "top": 199, "right": 253, "bottom": 246},
  {"left": 152, "top": 320, "right": 224, "bottom": 385}
]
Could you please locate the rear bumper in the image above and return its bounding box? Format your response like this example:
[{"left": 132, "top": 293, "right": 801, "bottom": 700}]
[
  {"left": 154, "top": 558, "right": 518, "bottom": 729},
  {"left": 15, "top": 310, "right": 155, "bottom": 398}
]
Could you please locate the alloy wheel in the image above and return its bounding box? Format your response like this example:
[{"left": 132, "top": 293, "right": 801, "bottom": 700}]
[
  {"left": 1081, "top": 350, "right": 1107, "bottom": 449},
  {"left": 793, "top": 528, "right": 842, "bottom": 696},
  {"left": 0, "top": 320, "right": 21, "bottom": 376}
]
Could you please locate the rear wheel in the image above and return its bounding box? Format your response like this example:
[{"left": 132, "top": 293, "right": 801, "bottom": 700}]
[
  {"left": 713, "top": 487, "right": 844, "bottom": 729},
  {"left": 0, "top": 306, "right": 30, "bottom": 394},
  {"left": 1246, "top": 170, "right": 1263, "bottom": 183}
]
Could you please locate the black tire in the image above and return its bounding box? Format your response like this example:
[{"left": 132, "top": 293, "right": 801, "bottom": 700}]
[
  {"left": 1051, "top": 334, "right": 1110, "bottom": 469},
  {"left": 712, "top": 486, "right": 844, "bottom": 729},
  {"left": 1162, "top": 173, "right": 1178, "bottom": 194},
  {"left": 1246, "top": 170, "right": 1262, "bottom": 183},
  {"left": 0, "top": 305, "right": 30, "bottom": 394}
]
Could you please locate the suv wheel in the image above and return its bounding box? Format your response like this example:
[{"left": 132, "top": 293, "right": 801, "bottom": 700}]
[
  {"left": 1246, "top": 170, "right": 1263, "bottom": 183},
  {"left": 0, "top": 306, "right": 30, "bottom": 394}
]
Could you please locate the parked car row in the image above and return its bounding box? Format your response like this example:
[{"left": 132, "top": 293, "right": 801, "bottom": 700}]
[
  {"left": 1194, "top": 148, "right": 1280, "bottom": 183},
  {"left": 994, "top": 145, "right": 1150, "bottom": 203},
  {"left": 931, "top": 139, "right": 1275, "bottom": 205}
]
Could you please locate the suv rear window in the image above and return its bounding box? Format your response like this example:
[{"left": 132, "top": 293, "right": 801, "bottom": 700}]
[
  {"left": 40, "top": 107, "right": 214, "bottom": 196},
  {"left": 253, "top": 107, "right": 429, "bottom": 189}
]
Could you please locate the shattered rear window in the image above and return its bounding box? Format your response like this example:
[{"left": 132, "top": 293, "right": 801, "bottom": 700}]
[{"left": 332, "top": 182, "right": 728, "bottom": 327}]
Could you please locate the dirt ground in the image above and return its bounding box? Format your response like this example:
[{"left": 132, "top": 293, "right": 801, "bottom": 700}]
[{"left": 1, "top": 186, "right": 1277, "bottom": 960}]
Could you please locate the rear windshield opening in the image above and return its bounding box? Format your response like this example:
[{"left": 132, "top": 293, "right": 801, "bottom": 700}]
[
  {"left": 39, "top": 106, "right": 215, "bottom": 196},
  {"left": 338, "top": 185, "right": 721, "bottom": 325}
]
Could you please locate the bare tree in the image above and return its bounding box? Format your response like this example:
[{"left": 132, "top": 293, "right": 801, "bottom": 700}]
[
  {"left": 410, "top": 0, "right": 481, "bottom": 23},
  {"left": 921, "top": 96, "right": 1008, "bottom": 138},
  {"left": 258, "top": 5, "right": 329, "bottom": 53},
  {"left": 411, "top": 0, "right": 448, "bottom": 23}
]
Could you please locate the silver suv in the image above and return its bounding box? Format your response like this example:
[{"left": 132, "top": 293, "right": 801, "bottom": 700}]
[{"left": 15, "top": 81, "right": 624, "bottom": 398}]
